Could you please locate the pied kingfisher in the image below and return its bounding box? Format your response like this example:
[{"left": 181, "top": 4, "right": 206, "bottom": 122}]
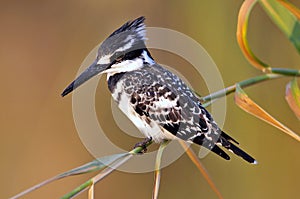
[{"left": 62, "top": 16, "right": 257, "bottom": 164}]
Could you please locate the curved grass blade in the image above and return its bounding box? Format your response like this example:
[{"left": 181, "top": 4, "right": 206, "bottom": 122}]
[
  {"left": 237, "top": 0, "right": 269, "bottom": 70},
  {"left": 10, "top": 153, "right": 128, "bottom": 199},
  {"left": 285, "top": 78, "right": 300, "bottom": 119},
  {"left": 61, "top": 155, "right": 133, "bottom": 199},
  {"left": 179, "top": 141, "right": 224, "bottom": 199},
  {"left": 235, "top": 84, "right": 300, "bottom": 142},
  {"left": 9, "top": 175, "right": 61, "bottom": 199},
  {"left": 59, "top": 153, "right": 129, "bottom": 178},
  {"left": 153, "top": 140, "right": 169, "bottom": 199},
  {"left": 259, "top": 0, "right": 300, "bottom": 53},
  {"left": 91, "top": 154, "right": 132, "bottom": 184},
  {"left": 62, "top": 141, "right": 153, "bottom": 199}
]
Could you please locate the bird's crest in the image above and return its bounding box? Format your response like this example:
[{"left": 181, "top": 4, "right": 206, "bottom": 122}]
[
  {"left": 108, "top": 16, "right": 146, "bottom": 40},
  {"left": 99, "top": 16, "right": 147, "bottom": 57}
]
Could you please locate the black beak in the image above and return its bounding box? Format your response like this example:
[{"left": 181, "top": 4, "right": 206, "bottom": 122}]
[{"left": 61, "top": 61, "right": 109, "bottom": 97}]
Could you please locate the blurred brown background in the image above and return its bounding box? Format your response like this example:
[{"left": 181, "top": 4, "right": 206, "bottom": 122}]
[{"left": 1, "top": 0, "right": 300, "bottom": 198}]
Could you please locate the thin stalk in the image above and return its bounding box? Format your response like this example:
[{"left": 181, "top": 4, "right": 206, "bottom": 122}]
[
  {"left": 153, "top": 140, "right": 169, "bottom": 199},
  {"left": 201, "top": 74, "right": 282, "bottom": 102},
  {"left": 88, "top": 184, "right": 94, "bottom": 199},
  {"left": 61, "top": 180, "right": 93, "bottom": 199},
  {"left": 270, "top": 68, "right": 300, "bottom": 76},
  {"left": 129, "top": 140, "right": 154, "bottom": 154}
]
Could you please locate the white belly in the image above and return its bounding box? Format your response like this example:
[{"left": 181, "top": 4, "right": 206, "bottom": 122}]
[{"left": 111, "top": 80, "right": 176, "bottom": 143}]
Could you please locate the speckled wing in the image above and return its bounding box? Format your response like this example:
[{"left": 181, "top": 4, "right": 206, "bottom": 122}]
[
  {"left": 121, "top": 63, "right": 256, "bottom": 163},
  {"left": 129, "top": 81, "right": 220, "bottom": 149},
  {"left": 119, "top": 63, "right": 220, "bottom": 145}
]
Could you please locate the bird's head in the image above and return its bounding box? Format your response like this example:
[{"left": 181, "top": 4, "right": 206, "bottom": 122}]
[{"left": 61, "top": 16, "right": 154, "bottom": 97}]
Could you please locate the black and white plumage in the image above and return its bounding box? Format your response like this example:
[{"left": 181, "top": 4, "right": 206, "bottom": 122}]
[{"left": 62, "top": 16, "right": 257, "bottom": 164}]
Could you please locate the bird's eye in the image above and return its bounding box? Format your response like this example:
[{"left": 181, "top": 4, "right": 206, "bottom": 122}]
[
  {"left": 115, "top": 53, "right": 125, "bottom": 62},
  {"left": 116, "top": 55, "right": 124, "bottom": 62}
]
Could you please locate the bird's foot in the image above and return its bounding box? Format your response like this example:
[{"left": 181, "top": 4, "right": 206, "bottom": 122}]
[{"left": 133, "top": 137, "right": 152, "bottom": 154}]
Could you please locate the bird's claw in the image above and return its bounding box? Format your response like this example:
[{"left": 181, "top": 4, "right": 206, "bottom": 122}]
[{"left": 133, "top": 137, "right": 152, "bottom": 154}]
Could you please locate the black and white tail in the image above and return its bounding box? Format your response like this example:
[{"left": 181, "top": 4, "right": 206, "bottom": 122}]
[{"left": 197, "top": 131, "right": 257, "bottom": 164}]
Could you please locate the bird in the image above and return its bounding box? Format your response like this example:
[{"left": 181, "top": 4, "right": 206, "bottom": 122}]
[{"left": 61, "top": 16, "right": 257, "bottom": 164}]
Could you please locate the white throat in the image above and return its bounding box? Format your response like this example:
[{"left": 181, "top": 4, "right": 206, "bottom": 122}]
[{"left": 101, "top": 50, "right": 155, "bottom": 78}]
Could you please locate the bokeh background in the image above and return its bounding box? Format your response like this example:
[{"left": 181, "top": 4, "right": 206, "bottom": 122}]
[{"left": 1, "top": 0, "right": 300, "bottom": 198}]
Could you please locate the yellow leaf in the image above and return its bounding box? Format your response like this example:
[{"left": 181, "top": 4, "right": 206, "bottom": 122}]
[
  {"left": 285, "top": 78, "right": 300, "bottom": 119},
  {"left": 179, "top": 141, "right": 224, "bottom": 199},
  {"left": 235, "top": 84, "right": 300, "bottom": 142},
  {"left": 259, "top": 0, "right": 300, "bottom": 53},
  {"left": 237, "top": 0, "right": 269, "bottom": 70},
  {"left": 279, "top": 0, "right": 300, "bottom": 19}
]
